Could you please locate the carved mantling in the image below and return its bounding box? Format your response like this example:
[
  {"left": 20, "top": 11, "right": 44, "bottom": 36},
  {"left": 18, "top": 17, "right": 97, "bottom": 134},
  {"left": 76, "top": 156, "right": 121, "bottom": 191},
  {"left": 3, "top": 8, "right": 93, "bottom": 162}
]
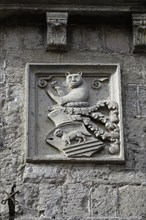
[
  {"left": 133, "top": 14, "right": 146, "bottom": 52},
  {"left": 46, "top": 12, "right": 68, "bottom": 51}
]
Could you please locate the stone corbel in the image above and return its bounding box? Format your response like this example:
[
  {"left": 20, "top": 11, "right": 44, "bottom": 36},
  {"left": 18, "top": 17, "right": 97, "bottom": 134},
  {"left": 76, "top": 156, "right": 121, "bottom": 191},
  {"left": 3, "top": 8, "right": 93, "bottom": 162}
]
[
  {"left": 46, "top": 12, "right": 68, "bottom": 51},
  {"left": 133, "top": 14, "right": 146, "bottom": 52}
]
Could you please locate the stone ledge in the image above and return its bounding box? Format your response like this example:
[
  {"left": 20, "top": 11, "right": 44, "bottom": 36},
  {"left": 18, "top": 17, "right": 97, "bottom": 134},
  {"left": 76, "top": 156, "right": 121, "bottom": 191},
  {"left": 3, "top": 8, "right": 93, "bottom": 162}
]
[
  {"left": 0, "top": 0, "right": 146, "bottom": 20},
  {"left": 0, "top": 0, "right": 146, "bottom": 6},
  {"left": 14, "top": 217, "right": 143, "bottom": 220}
]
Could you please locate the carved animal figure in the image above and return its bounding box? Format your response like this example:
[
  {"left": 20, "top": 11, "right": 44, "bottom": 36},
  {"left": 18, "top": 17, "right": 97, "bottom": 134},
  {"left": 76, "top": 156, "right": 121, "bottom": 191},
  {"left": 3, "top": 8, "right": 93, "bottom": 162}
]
[
  {"left": 54, "top": 128, "right": 91, "bottom": 145},
  {"left": 47, "top": 72, "right": 89, "bottom": 106}
]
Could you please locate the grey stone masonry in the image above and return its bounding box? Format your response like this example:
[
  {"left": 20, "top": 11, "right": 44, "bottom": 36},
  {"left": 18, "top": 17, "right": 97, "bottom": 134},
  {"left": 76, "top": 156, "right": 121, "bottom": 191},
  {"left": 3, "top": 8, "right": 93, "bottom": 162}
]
[{"left": 0, "top": 2, "right": 146, "bottom": 220}]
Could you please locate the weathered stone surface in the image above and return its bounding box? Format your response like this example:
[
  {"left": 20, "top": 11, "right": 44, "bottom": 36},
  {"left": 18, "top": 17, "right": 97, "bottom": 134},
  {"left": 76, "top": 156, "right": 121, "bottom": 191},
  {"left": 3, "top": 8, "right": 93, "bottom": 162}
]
[
  {"left": 23, "top": 27, "right": 44, "bottom": 50},
  {"left": 91, "top": 185, "right": 117, "bottom": 216},
  {"left": 105, "top": 27, "right": 130, "bottom": 53},
  {"left": 0, "top": 10, "right": 146, "bottom": 220},
  {"left": 126, "top": 84, "right": 146, "bottom": 118},
  {"left": 137, "top": 85, "right": 146, "bottom": 116},
  {"left": 126, "top": 84, "right": 137, "bottom": 118},
  {"left": 119, "top": 186, "right": 146, "bottom": 217},
  {"left": 62, "top": 183, "right": 89, "bottom": 217},
  {"left": 69, "top": 26, "right": 103, "bottom": 52}
]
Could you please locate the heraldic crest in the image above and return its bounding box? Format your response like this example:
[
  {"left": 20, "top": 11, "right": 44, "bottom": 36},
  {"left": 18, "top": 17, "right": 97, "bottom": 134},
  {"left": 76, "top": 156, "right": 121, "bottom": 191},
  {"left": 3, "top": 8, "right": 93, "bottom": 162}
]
[{"left": 38, "top": 71, "right": 120, "bottom": 158}]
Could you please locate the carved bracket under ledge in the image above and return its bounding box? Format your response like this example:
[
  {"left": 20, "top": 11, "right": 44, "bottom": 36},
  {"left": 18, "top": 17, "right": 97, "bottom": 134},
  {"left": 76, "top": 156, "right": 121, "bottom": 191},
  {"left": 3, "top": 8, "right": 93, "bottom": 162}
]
[
  {"left": 46, "top": 12, "right": 68, "bottom": 51},
  {"left": 133, "top": 14, "right": 146, "bottom": 52}
]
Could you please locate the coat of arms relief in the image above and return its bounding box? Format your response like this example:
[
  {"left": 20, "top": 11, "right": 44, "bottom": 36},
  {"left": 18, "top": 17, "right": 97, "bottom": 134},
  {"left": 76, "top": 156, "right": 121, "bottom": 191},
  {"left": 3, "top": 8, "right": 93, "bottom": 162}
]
[{"left": 26, "top": 64, "right": 124, "bottom": 162}]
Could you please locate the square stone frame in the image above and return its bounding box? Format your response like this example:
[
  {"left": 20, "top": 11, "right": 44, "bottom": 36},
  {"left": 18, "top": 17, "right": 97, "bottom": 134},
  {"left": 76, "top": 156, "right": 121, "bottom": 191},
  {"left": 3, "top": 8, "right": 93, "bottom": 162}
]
[{"left": 25, "top": 63, "right": 125, "bottom": 163}]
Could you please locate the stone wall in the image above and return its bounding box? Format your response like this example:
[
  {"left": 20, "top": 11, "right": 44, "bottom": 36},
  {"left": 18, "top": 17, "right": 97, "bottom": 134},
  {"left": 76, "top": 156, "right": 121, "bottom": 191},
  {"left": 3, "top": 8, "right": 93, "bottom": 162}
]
[{"left": 0, "top": 16, "right": 146, "bottom": 219}]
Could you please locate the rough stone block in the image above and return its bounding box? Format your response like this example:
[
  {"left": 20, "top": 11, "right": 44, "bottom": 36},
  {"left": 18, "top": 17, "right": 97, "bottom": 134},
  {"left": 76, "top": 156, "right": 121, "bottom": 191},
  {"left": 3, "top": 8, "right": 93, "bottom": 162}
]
[
  {"left": 86, "top": 218, "right": 143, "bottom": 220},
  {"left": 38, "top": 184, "right": 63, "bottom": 219},
  {"left": 137, "top": 85, "right": 146, "bottom": 117},
  {"left": 69, "top": 26, "right": 102, "bottom": 51},
  {"left": 23, "top": 27, "right": 44, "bottom": 50},
  {"left": 62, "top": 183, "right": 89, "bottom": 218},
  {"left": 105, "top": 27, "right": 130, "bottom": 53},
  {"left": 0, "top": 68, "right": 5, "bottom": 84},
  {"left": 126, "top": 84, "right": 137, "bottom": 118},
  {"left": 3, "top": 27, "right": 23, "bottom": 50},
  {"left": 91, "top": 185, "right": 117, "bottom": 216},
  {"left": 6, "top": 83, "right": 24, "bottom": 113},
  {"left": 126, "top": 84, "right": 146, "bottom": 118},
  {"left": 119, "top": 186, "right": 146, "bottom": 217},
  {"left": 109, "top": 171, "right": 146, "bottom": 185},
  {"left": 23, "top": 164, "right": 67, "bottom": 184},
  {"left": 5, "top": 67, "right": 23, "bottom": 83}
]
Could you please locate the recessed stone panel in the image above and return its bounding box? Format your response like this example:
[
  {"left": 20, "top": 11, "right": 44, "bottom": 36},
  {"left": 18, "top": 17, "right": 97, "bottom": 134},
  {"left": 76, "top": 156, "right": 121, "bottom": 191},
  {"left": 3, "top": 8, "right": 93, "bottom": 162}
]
[{"left": 25, "top": 63, "right": 124, "bottom": 162}]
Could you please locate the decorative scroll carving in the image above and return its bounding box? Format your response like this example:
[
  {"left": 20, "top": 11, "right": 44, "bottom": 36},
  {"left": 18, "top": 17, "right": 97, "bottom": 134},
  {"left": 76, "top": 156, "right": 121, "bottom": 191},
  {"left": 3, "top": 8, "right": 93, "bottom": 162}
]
[
  {"left": 46, "top": 12, "right": 68, "bottom": 51},
  {"left": 133, "top": 14, "right": 146, "bottom": 52},
  {"left": 91, "top": 78, "right": 108, "bottom": 90},
  {"left": 40, "top": 72, "right": 120, "bottom": 158},
  {"left": 37, "top": 76, "right": 53, "bottom": 88}
]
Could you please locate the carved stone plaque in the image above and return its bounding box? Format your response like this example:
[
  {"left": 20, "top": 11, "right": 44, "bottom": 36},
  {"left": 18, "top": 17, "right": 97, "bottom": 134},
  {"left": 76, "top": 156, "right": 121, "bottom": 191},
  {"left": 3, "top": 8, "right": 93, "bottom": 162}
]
[{"left": 25, "top": 63, "right": 124, "bottom": 162}]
